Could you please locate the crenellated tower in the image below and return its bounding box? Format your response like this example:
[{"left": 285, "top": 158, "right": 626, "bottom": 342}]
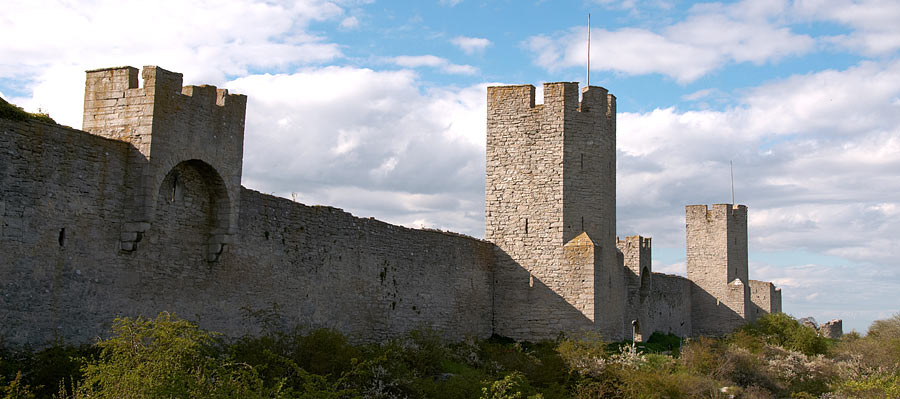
[
  {"left": 486, "top": 82, "right": 624, "bottom": 340},
  {"left": 686, "top": 204, "right": 750, "bottom": 335},
  {"left": 82, "top": 66, "right": 246, "bottom": 262}
]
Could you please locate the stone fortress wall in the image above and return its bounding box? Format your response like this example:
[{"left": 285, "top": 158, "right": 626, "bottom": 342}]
[
  {"left": 1, "top": 66, "right": 493, "bottom": 345},
  {"left": 0, "top": 66, "right": 780, "bottom": 347}
]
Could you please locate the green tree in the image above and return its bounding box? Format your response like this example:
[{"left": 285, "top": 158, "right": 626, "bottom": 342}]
[
  {"left": 741, "top": 313, "right": 829, "bottom": 356},
  {"left": 74, "top": 313, "right": 268, "bottom": 399}
]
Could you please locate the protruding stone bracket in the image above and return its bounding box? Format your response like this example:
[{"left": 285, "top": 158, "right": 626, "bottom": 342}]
[
  {"left": 207, "top": 233, "right": 233, "bottom": 263},
  {"left": 120, "top": 222, "right": 150, "bottom": 252}
]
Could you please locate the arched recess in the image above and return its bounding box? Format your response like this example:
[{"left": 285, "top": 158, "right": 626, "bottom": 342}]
[
  {"left": 632, "top": 319, "right": 643, "bottom": 342},
  {"left": 154, "top": 159, "right": 232, "bottom": 262},
  {"left": 639, "top": 266, "right": 651, "bottom": 302}
]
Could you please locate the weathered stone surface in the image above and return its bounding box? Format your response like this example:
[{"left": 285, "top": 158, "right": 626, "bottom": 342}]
[
  {"left": 820, "top": 319, "right": 842, "bottom": 338},
  {"left": 0, "top": 66, "right": 786, "bottom": 347},
  {"left": 687, "top": 204, "right": 754, "bottom": 336},
  {"left": 749, "top": 280, "right": 782, "bottom": 321},
  {"left": 486, "top": 83, "right": 623, "bottom": 341}
]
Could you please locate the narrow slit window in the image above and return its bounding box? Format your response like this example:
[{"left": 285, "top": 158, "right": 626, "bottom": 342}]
[
  {"left": 58, "top": 228, "right": 66, "bottom": 247},
  {"left": 171, "top": 174, "right": 178, "bottom": 202},
  {"left": 580, "top": 153, "right": 584, "bottom": 170},
  {"left": 525, "top": 218, "right": 529, "bottom": 234}
]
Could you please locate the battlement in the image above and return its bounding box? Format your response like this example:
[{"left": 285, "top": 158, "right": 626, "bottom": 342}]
[
  {"left": 617, "top": 235, "right": 651, "bottom": 250},
  {"left": 84, "top": 66, "right": 246, "bottom": 140},
  {"left": 81, "top": 65, "right": 247, "bottom": 261},
  {"left": 686, "top": 204, "right": 747, "bottom": 222},
  {"left": 486, "top": 83, "right": 615, "bottom": 116}
]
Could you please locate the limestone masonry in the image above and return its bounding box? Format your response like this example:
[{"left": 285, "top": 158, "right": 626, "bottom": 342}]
[{"left": 0, "top": 66, "right": 781, "bottom": 346}]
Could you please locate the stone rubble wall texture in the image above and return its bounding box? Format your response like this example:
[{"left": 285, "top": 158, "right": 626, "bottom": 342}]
[
  {"left": 82, "top": 66, "right": 246, "bottom": 260},
  {"left": 686, "top": 204, "right": 752, "bottom": 336},
  {"left": 485, "top": 83, "right": 624, "bottom": 341},
  {"left": 617, "top": 236, "right": 652, "bottom": 341},
  {"left": 0, "top": 66, "right": 784, "bottom": 347},
  {"left": 0, "top": 67, "right": 493, "bottom": 346},
  {"left": 773, "top": 288, "right": 783, "bottom": 314},
  {"left": 820, "top": 319, "right": 843, "bottom": 339},
  {"left": 645, "top": 273, "right": 693, "bottom": 338},
  {"left": 749, "top": 280, "right": 781, "bottom": 321}
]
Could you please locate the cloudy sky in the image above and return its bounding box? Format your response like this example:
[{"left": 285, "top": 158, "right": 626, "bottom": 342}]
[{"left": 2, "top": 0, "right": 898, "bottom": 333}]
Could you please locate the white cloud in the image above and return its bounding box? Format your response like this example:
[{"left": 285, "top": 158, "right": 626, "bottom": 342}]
[
  {"left": 750, "top": 260, "right": 900, "bottom": 333},
  {"left": 387, "top": 55, "right": 478, "bottom": 75},
  {"left": 590, "top": 0, "right": 674, "bottom": 11},
  {"left": 390, "top": 55, "right": 446, "bottom": 68},
  {"left": 526, "top": 0, "right": 813, "bottom": 82},
  {"left": 794, "top": 0, "right": 900, "bottom": 56},
  {"left": 439, "top": 0, "right": 462, "bottom": 6},
  {"left": 0, "top": 0, "right": 348, "bottom": 127},
  {"left": 451, "top": 36, "right": 492, "bottom": 55},
  {"left": 616, "top": 58, "right": 900, "bottom": 330},
  {"left": 225, "top": 66, "right": 488, "bottom": 236},
  {"left": 615, "top": 60, "right": 900, "bottom": 295},
  {"left": 652, "top": 260, "right": 686, "bottom": 276},
  {"left": 340, "top": 16, "right": 360, "bottom": 29}
]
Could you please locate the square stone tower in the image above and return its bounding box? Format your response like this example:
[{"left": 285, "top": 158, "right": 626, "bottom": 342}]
[
  {"left": 686, "top": 204, "right": 750, "bottom": 336},
  {"left": 486, "top": 83, "right": 623, "bottom": 341},
  {"left": 82, "top": 66, "right": 246, "bottom": 261}
]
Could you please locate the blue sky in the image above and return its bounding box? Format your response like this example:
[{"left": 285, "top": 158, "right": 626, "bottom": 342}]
[{"left": 2, "top": 0, "right": 899, "bottom": 334}]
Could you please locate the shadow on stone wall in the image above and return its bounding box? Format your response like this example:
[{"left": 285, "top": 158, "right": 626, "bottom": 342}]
[{"left": 491, "top": 247, "right": 599, "bottom": 341}]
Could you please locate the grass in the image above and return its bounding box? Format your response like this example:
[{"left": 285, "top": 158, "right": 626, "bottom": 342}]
[{"left": 0, "top": 97, "right": 55, "bottom": 124}]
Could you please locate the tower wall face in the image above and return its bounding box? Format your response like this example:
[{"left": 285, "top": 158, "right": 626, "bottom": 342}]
[
  {"left": 773, "top": 288, "right": 783, "bottom": 313},
  {"left": 618, "top": 236, "right": 651, "bottom": 341},
  {"left": 486, "top": 83, "right": 622, "bottom": 341},
  {"left": 82, "top": 66, "right": 246, "bottom": 259},
  {"left": 749, "top": 280, "right": 777, "bottom": 321},
  {"left": 686, "top": 204, "right": 750, "bottom": 336}
]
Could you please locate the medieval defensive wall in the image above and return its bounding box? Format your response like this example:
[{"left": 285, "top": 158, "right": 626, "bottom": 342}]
[{"left": 0, "top": 65, "right": 781, "bottom": 347}]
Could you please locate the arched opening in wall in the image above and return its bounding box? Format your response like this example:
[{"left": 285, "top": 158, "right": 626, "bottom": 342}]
[
  {"left": 639, "top": 266, "right": 650, "bottom": 303},
  {"left": 632, "top": 319, "right": 643, "bottom": 343},
  {"left": 152, "top": 160, "right": 231, "bottom": 263}
]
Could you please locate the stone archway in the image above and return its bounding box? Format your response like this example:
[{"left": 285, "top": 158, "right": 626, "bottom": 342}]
[{"left": 153, "top": 160, "right": 232, "bottom": 262}]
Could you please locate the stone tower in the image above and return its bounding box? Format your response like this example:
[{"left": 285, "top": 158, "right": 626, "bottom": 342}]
[
  {"left": 686, "top": 204, "right": 750, "bottom": 336},
  {"left": 486, "top": 83, "right": 623, "bottom": 341},
  {"left": 82, "top": 66, "right": 246, "bottom": 261},
  {"left": 617, "top": 235, "right": 652, "bottom": 341}
]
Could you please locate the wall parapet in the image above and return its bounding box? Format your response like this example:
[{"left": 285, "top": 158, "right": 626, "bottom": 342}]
[{"left": 82, "top": 65, "right": 246, "bottom": 261}]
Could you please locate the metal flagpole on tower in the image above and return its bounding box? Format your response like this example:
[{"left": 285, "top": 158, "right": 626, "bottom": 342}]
[
  {"left": 587, "top": 13, "right": 591, "bottom": 87},
  {"left": 731, "top": 160, "right": 735, "bottom": 205}
]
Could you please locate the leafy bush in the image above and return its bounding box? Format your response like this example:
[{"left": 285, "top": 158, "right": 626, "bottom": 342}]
[
  {"left": 556, "top": 331, "right": 607, "bottom": 377},
  {"left": 480, "top": 372, "right": 543, "bottom": 399},
  {"left": 741, "top": 313, "right": 829, "bottom": 356},
  {"left": 867, "top": 312, "right": 900, "bottom": 339},
  {"left": 1, "top": 371, "right": 36, "bottom": 399},
  {"left": 2, "top": 311, "right": 898, "bottom": 398},
  {"left": 0, "top": 343, "right": 96, "bottom": 398},
  {"left": 680, "top": 337, "right": 733, "bottom": 380},
  {"left": 832, "top": 373, "right": 900, "bottom": 398},
  {"left": 74, "top": 313, "right": 271, "bottom": 398},
  {"left": 643, "top": 332, "right": 683, "bottom": 354}
]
